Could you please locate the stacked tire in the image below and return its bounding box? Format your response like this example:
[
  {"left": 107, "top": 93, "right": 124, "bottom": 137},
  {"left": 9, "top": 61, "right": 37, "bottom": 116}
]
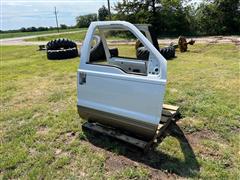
[
  {"left": 89, "top": 35, "right": 118, "bottom": 62},
  {"left": 159, "top": 46, "right": 175, "bottom": 60},
  {"left": 136, "top": 46, "right": 175, "bottom": 60},
  {"left": 46, "top": 39, "right": 78, "bottom": 60}
]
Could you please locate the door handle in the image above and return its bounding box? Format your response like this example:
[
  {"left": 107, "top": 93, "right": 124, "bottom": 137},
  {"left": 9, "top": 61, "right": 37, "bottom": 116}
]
[{"left": 79, "top": 72, "right": 86, "bottom": 85}]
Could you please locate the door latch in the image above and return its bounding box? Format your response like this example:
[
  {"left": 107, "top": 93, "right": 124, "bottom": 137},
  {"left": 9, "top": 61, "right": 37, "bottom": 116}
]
[{"left": 79, "top": 72, "right": 86, "bottom": 85}]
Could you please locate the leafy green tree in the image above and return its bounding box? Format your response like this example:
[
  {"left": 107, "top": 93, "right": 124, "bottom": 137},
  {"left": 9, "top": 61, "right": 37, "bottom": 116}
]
[
  {"left": 196, "top": 0, "right": 240, "bottom": 35},
  {"left": 76, "top": 14, "right": 97, "bottom": 28},
  {"left": 27, "top": 27, "right": 37, "bottom": 32},
  {"left": 114, "top": 0, "right": 150, "bottom": 23},
  {"left": 60, "top": 24, "right": 68, "bottom": 29},
  {"left": 113, "top": 0, "right": 240, "bottom": 35},
  {"left": 38, "top": 27, "right": 48, "bottom": 31},
  {"left": 20, "top": 27, "right": 27, "bottom": 32},
  {"left": 98, "top": 5, "right": 109, "bottom": 21},
  {"left": 114, "top": 0, "right": 191, "bottom": 35}
]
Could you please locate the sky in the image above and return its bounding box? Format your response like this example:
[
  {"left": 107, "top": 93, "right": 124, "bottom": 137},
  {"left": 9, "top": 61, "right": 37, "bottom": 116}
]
[{"left": 1, "top": 0, "right": 120, "bottom": 30}]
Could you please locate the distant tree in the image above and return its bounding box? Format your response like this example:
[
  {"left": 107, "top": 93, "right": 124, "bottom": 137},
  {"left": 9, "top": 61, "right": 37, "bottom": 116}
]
[
  {"left": 196, "top": 0, "right": 240, "bottom": 35},
  {"left": 114, "top": 0, "right": 191, "bottom": 35},
  {"left": 98, "top": 5, "right": 109, "bottom": 21},
  {"left": 20, "top": 27, "right": 26, "bottom": 32},
  {"left": 113, "top": 0, "right": 240, "bottom": 35},
  {"left": 155, "top": 0, "right": 190, "bottom": 35},
  {"left": 38, "top": 27, "right": 48, "bottom": 31},
  {"left": 76, "top": 14, "right": 97, "bottom": 28},
  {"left": 114, "top": 0, "right": 149, "bottom": 23},
  {"left": 49, "top": 26, "right": 54, "bottom": 30},
  {"left": 26, "top": 27, "right": 37, "bottom": 32},
  {"left": 60, "top": 24, "right": 68, "bottom": 29}
]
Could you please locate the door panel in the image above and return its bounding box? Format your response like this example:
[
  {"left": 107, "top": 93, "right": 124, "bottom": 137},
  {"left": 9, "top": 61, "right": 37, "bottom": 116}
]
[
  {"left": 78, "top": 69, "right": 165, "bottom": 126},
  {"left": 109, "top": 57, "right": 147, "bottom": 75}
]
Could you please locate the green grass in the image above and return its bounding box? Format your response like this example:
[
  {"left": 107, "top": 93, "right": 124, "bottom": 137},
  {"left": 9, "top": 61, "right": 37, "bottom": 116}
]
[
  {"left": 25, "top": 30, "right": 87, "bottom": 42},
  {"left": 0, "top": 44, "right": 240, "bottom": 179},
  {"left": 25, "top": 31, "right": 132, "bottom": 42},
  {"left": 0, "top": 28, "right": 83, "bottom": 39}
]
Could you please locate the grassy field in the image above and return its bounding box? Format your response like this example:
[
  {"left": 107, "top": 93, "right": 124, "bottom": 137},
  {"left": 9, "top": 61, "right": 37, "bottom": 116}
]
[
  {"left": 0, "top": 43, "right": 240, "bottom": 179},
  {"left": 25, "top": 31, "right": 132, "bottom": 42},
  {"left": 0, "top": 28, "right": 83, "bottom": 39},
  {"left": 25, "top": 30, "right": 87, "bottom": 42}
]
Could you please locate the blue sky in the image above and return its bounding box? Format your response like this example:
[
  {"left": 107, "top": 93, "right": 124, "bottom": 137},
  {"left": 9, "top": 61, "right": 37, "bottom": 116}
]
[{"left": 1, "top": 0, "right": 120, "bottom": 30}]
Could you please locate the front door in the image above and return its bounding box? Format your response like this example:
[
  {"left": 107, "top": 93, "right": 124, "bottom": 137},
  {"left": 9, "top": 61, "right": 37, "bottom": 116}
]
[{"left": 77, "top": 21, "right": 167, "bottom": 140}]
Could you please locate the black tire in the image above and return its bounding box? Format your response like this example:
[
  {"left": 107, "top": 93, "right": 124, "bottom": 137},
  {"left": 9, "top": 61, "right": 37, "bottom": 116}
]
[
  {"left": 89, "top": 35, "right": 119, "bottom": 62},
  {"left": 109, "top": 48, "right": 119, "bottom": 57},
  {"left": 135, "top": 27, "right": 160, "bottom": 51},
  {"left": 89, "top": 35, "right": 105, "bottom": 62},
  {"left": 46, "top": 39, "right": 78, "bottom": 60},
  {"left": 47, "top": 38, "right": 77, "bottom": 50},
  {"left": 136, "top": 46, "right": 175, "bottom": 60},
  {"left": 136, "top": 47, "right": 149, "bottom": 60},
  {"left": 159, "top": 46, "right": 175, "bottom": 60},
  {"left": 135, "top": 40, "right": 144, "bottom": 50},
  {"left": 47, "top": 48, "right": 78, "bottom": 60}
]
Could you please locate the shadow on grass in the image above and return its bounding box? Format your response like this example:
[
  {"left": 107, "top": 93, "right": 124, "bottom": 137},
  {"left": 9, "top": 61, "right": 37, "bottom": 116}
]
[{"left": 82, "top": 122, "right": 200, "bottom": 178}]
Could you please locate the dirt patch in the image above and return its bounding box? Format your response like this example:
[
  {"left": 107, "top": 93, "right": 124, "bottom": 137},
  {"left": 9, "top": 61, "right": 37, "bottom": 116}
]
[
  {"left": 29, "top": 148, "right": 37, "bottom": 156},
  {"left": 105, "top": 154, "right": 137, "bottom": 172},
  {"left": 54, "top": 148, "right": 69, "bottom": 158},
  {"left": 55, "top": 149, "right": 62, "bottom": 156},
  {"left": 149, "top": 170, "right": 178, "bottom": 180},
  {"left": 65, "top": 160, "right": 87, "bottom": 178},
  {"left": 185, "top": 129, "right": 221, "bottom": 144},
  {"left": 186, "top": 36, "right": 240, "bottom": 53},
  {"left": 104, "top": 152, "right": 176, "bottom": 179},
  {"left": 83, "top": 138, "right": 178, "bottom": 179},
  {"left": 56, "top": 131, "right": 78, "bottom": 145},
  {"left": 1, "top": 34, "right": 239, "bottom": 46},
  {"left": 65, "top": 131, "right": 78, "bottom": 144},
  {"left": 185, "top": 129, "right": 225, "bottom": 160},
  {"left": 36, "top": 126, "right": 49, "bottom": 135},
  {"left": 80, "top": 137, "right": 177, "bottom": 179},
  {"left": 191, "top": 36, "right": 222, "bottom": 53}
]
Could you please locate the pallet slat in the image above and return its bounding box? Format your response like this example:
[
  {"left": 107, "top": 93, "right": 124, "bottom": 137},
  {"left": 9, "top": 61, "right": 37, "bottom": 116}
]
[
  {"left": 162, "top": 109, "right": 176, "bottom": 117},
  {"left": 163, "top": 104, "right": 179, "bottom": 111},
  {"left": 160, "top": 115, "right": 171, "bottom": 123},
  {"left": 162, "top": 104, "right": 179, "bottom": 117},
  {"left": 83, "top": 122, "right": 148, "bottom": 149},
  {"left": 82, "top": 104, "right": 180, "bottom": 150}
]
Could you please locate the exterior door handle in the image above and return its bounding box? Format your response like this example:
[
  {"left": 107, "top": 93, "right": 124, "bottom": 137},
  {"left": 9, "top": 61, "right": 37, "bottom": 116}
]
[{"left": 79, "top": 72, "right": 86, "bottom": 85}]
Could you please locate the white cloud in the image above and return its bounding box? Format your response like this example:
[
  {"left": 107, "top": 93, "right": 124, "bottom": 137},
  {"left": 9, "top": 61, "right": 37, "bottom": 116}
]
[
  {"left": 1, "top": 0, "right": 121, "bottom": 30},
  {"left": 4, "top": 2, "right": 32, "bottom": 7}
]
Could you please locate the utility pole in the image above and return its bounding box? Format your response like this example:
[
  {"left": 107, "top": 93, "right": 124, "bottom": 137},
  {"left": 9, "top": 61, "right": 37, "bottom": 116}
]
[
  {"left": 107, "top": 0, "right": 112, "bottom": 20},
  {"left": 54, "top": 7, "right": 59, "bottom": 33}
]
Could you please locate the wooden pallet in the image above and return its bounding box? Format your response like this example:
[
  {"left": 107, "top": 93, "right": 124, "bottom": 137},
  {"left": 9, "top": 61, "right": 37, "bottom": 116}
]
[
  {"left": 161, "top": 104, "right": 180, "bottom": 122},
  {"left": 82, "top": 104, "right": 179, "bottom": 151}
]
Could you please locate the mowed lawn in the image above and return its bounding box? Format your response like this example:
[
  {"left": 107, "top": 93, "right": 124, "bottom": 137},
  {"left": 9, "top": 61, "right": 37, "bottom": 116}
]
[
  {"left": 0, "top": 28, "right": 83, "bottom": 39},
  {"left": 0, "top": 44, "right": 239, "bottom": 179},
  {"left": 25, "top": 31, "right": 131, "bottom": 42},
  {"left": 24, "top": 30, "right": 87, "bottom": 42}
]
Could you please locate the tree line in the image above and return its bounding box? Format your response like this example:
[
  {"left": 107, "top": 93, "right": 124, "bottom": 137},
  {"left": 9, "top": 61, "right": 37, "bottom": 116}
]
[
  {"left": 76, "top": 0, "right": 240, "bottom": 36},
  {"left": 1, "top": 0, "right": 239, "bottom": 36},
  {"left": 0, "top": 24, "right": 72, "bottom": 34}
]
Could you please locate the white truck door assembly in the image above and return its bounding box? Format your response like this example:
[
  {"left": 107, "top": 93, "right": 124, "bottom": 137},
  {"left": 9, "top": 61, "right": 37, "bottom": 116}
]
[{"left": 77, "top": 21, "right": 179, "bottom": 148}]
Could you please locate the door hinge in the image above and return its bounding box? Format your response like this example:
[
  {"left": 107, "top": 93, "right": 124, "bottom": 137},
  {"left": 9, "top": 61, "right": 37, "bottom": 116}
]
[{"left": 79, "top": 72, "right": 86, "bottom": 85}]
